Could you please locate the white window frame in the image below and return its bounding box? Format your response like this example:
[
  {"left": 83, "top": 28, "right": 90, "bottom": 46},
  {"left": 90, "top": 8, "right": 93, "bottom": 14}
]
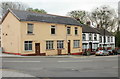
[
  {"left": 51, "top": 25, "right": 56, "bottom": 34},
  {"left": 24, "top": 41, "right": 32, "bottom": 51},
  {"left": 75, "top": 27, "right": 78, "bottom": 35},
  {"left": 73, "top": 40, "right": 80, "bottom": 48},
  {"left": 57, "top": 40, "right": 64, "bottom": 49},
  {"left": 89, "top": 33, "right": 92, "bottom": 41},
  {"left": 83, "top": 43, "right": 87, "bottom": 49},
  {"left": 111, "top": 37, "right": 113, "bottom": 42},
  {"left": 46, "top": 41, "right": 54, "bottom": 49},
  {"left": 82, "top": 34, "right": 86, "bottom": 41},
  {"left": 108, "top": 36, "right": 110, "bottom": 42},
  {"left": 67, "top": 27, "right": 71, "bottom": 35},
  {"left": 27, "top": 23, "right": 33, "bottom": 34},
  {"left": 100, "top": 36, "right": 102, "bottom": 43},
  {"left": 94, "top": 34, "right": 97, "bottom": 41}
]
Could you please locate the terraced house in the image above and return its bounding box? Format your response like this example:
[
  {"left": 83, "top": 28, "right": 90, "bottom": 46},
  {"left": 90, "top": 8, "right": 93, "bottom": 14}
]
[
  {"left": 82, "top": 24, "right": 100, "bottom": 51},
  {"left": 82, "top": 24, "right": 115, "bottom": 51},
  {"left": 1, "top": 9, "right": 82, "bottom": 56},
  {"left": 95, "top": 28, "right": 115, "bottom": 49}
]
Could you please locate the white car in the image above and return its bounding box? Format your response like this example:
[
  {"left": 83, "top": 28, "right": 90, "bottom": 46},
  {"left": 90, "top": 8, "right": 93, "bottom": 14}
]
[{"left": 95, "top": 50, "right": 109, "bottom": 56}]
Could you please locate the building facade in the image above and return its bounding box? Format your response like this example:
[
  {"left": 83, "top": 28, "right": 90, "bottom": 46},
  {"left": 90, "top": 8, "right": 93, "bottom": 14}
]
[
  {"left": 82, "top": 24, "right": 100, "bottom": 51},
  {"left": 96, "top": 28, "right": 115, "bottom": 49},
  {"left": 1, "top": 9, "right": 83, "bottom": 56},
  {"left": 82, "top": 25, "right": 115, "bottom": 51}
]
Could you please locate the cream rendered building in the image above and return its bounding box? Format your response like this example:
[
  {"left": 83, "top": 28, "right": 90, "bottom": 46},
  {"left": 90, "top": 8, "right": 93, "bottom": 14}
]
[{"left": 1, "top": 9, "right": 82, "bottom": 56}]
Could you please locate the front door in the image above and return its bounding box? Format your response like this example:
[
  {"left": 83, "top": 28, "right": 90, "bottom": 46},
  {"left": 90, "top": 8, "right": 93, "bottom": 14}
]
[
  {"left": 89, "top": 42, "right": 92, "bottom": 52},
  {"left": 35, "top": 43, "right": 40, "bottom": 55},
  {"left": 68, "top": 40, "right": 71, "bottom": 54}
]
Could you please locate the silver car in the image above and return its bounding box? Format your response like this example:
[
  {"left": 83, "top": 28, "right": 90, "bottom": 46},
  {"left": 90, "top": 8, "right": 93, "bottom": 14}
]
[{"left": 95, "top": 50, "right": 109, "bottom": 56}]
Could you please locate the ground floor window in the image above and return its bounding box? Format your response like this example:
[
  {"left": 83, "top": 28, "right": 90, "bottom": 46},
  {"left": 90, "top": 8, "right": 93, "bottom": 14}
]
[
  {"left": 73, "top": 40, "right": 80, "bottom": 48},
  {"left": 93, "top": 43, "right": 98, "bottom": 49},
  {"left": 24, "top": 41, "right": 32, "bottom": 51},
  {"left": 46, "top": 41, "right": 54, "bottom": 49},
  {"left": 82, "top": 43, "right": 87, "bottom": 49},
  {"left": 57, "top": 40, "right": 64, "bottom": 49}
]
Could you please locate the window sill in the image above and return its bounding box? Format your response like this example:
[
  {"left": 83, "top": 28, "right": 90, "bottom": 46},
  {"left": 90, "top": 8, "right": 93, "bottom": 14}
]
[
  {"left": 46, "top": 49, "right": 55, "bottom": 51},
  {"left": 51, "top": 34, "right": 56, "bottom": 35},
  {"left": 57, "top": 48, "right": 65, "bottom": 50},
  {"left": 75, "top": 34, "right": 79, "bottom": 36},
  {"left": 27, "top": 34, "right": 35, "bottom": 35},
  {"left": 24, "top": 50, "right": 33, "bottom": 52},
  {"left": 73, "top": 47, "right": 80, "bottom": 49},
  {"left": 67, "top": 34, "right": 72, "bottom": 36}
]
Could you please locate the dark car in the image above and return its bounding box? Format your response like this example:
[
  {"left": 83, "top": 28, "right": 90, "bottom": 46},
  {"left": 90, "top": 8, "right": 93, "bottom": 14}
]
[
  {"left": 112, "top": 49, "right": 118, "bottom": 55},
  {"left": 117, "top": 49, "right": 120, "bottom": 55},
  {"left": 108, "top": 49, "right": 114, "bottom": 55}
]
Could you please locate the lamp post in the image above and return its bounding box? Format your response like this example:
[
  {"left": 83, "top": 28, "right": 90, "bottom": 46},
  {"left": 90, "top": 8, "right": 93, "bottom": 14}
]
[
  {"left": 103, "top": 23, "right": 108, "bottom": 50},
  {"left": 103, "top": 28, "right": 106, "bottom": 50}
]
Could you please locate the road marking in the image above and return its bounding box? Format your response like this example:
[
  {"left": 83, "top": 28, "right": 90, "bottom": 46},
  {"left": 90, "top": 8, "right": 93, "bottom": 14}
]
[
  {"left": 3, "top": 61, "right": 41, "bottom": 62},
  {"left": 58, "top": 60, "right": 92, "bottom": 62},
  {"left": 94, "top": 55, "right": 118, "bottom": 58}
]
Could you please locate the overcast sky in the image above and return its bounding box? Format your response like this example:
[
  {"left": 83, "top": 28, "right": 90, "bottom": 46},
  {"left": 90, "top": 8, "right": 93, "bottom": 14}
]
[{"left": 1, "top": 0, "right": 119, "bottom": 16}]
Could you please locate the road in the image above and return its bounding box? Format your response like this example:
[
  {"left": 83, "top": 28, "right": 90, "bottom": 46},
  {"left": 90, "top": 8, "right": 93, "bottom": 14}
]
[{"left": 2, "top": 55, "right": 119, "bottom": 77}]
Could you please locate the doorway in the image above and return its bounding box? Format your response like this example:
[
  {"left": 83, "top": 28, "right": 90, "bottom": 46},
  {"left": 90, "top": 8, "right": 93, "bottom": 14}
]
[
  {"left": 89, "top": 42, "right": 92, "bottom": 52},
  {"left": 68, "top": 40, "right": 71, "bottom": 54},
  {"left": 35, "top": 43, "right": 40, "bottom": 55}
]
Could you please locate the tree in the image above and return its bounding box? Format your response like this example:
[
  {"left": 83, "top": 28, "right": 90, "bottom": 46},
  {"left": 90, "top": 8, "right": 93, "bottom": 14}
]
[
  {"left": 115, "top": 27, "right": 120, "bottom": 47},
  {"left": 0, "top": 2, "right": 28, "bottom": 17},
  {"left": 90, "top": 5, "right": 117, "bottom": 31},
  {"left": 67, "top": 10, "right": 90, "bottom": 24},
  {"left": 27, "top": 8, "right": 47, "bottom": 14}
]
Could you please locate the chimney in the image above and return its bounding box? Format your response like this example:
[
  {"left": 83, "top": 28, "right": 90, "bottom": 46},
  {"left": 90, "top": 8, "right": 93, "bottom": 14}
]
[
  {"left": 75, "top": 18, "right": 80, "bottom": 21},
  {"left": 86, "top": 21, "right": 91, "bottom": 26},
  {"left": 97, "top": 24, "right": 100, "bottom": 28}
]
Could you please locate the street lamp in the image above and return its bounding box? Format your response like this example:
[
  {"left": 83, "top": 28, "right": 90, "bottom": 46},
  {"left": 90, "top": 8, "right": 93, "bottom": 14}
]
[
  {"left": 103, "top": 28, "right": 105, "bottom": 50},
  {"left": 103, "top": 24, "right": 106, "bottom": 50}
]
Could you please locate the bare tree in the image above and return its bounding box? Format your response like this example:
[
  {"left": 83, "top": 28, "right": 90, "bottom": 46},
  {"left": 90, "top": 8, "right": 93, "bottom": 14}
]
[
  {"left": 0, "top": 2, "right": 28, "bottom": 17},
  {"left": 67, "top": 10, "right": 90, "bottom": 24},
  {"left": 90, "top": 5, "right": 117, "bottom": 31}
]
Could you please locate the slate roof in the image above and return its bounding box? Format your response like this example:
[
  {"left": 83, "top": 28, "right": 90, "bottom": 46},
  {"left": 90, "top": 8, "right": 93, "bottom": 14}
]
[
  {"left": 95, "top": 28, "right": 114, "bottom": 36},
  {"left": 82, "top": 24, "right": 100, "bottom": 34},
  {"left": 2, "top": 9, "right": 82, "bottom": 26}
]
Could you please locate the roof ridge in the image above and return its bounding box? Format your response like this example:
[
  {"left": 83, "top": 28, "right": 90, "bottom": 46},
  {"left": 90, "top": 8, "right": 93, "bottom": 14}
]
[{"left": 10, "top": 9, "right": 72, "bottom": 18}]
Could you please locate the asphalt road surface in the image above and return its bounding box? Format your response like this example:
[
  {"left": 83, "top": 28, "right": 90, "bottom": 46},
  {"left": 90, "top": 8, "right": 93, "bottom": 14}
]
[{"left": 2, "top": 55, "right": 119, "bottom": 77}]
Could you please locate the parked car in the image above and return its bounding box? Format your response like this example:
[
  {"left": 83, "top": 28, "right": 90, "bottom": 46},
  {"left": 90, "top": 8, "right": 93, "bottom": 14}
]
[
  {"left": 108, "top": 49, "right": 114, "bottom": 55},
  {"left": 95, "top": 50, "right": 109, "bottom": 56},
  {"left": 117, "top": 49, "right": 120, "bottom": 54},
  {"left": 112, "top": 49, "right": 118, "bottom": 55}
]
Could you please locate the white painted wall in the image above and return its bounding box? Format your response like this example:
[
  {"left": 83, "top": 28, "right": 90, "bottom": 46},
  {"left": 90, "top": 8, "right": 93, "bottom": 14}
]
[{"left": 82, "top": 33, "right": 115, "bottom": 50}]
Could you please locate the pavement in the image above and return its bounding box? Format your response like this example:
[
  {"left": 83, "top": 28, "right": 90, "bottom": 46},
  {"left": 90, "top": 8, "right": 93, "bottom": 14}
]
[
  {"left": 0, "top": 53, "right": 96, "bottom": 58},
  {"left": 1, "top": 69, "right": 35, "bottom": 77}
]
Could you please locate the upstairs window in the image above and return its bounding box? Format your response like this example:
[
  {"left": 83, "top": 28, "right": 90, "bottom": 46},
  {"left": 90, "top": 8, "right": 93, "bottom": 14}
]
[
  {"left": 89, "top": 34, "right": 92, "bottom": 41},
  {"left": 108, "top": 37, "right": 110, "bottom": 42},
  {"left": 94, "top": 34, "right": 97, "bottom": 41},
  {"left": 111, "top": 37, "right": 113, "bottom": 42},
  {"left": 75, "top": 27, "right": 78, "bottom": 35},
  {"left": 100, "top": 36, "right": 102, "bottom": 43},
  {"left": 67, "top": 27, "right": 71, "bottom": 35},
  {"left": 82, "top": 34, "right": 86, "bottom": 41},
  {"left": 27, "top": 23, "right": 33, "bottom": 34},
  {"left": 51, "top": 25, "right": 56, "bottom": 34}
]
